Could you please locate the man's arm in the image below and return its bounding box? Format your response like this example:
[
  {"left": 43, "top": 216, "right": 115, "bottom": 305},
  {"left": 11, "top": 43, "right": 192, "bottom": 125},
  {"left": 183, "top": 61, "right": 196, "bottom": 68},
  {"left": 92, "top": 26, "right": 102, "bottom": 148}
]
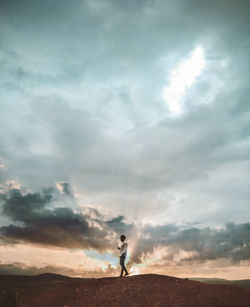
[{"left": 120, "top": 243, "right": 127, "bottom": 255}]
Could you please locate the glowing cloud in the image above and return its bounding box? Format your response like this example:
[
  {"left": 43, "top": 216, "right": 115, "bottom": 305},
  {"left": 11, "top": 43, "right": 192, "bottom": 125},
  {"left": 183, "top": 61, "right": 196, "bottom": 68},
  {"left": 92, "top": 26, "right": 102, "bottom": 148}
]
[
  {"left": 163, "top": 46, "right": 206, "bottom": 115},
  {"left": 129, "top": 266, "right": 140, "bottom": 276}
]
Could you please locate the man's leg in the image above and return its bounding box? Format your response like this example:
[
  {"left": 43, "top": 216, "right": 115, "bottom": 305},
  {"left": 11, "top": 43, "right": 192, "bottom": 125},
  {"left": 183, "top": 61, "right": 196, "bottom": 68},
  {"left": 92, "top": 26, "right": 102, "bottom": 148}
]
[
  {"left": 123, "top": 257, "right": 128, "bottom": 275},
  {"left": 121, "top": 254, "right": 129, "bottom": 276},
  {"left": 120, "top": 255, "right": 125, "bottom": 277},
  {"left": 124, "top": 264, "right": 128, "bottom": 275}
]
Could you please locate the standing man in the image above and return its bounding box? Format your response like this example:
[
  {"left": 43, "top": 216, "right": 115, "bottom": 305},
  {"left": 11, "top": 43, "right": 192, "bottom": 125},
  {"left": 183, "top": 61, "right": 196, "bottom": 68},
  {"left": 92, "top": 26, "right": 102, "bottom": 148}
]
[{"left": 117, "top": 234, "right": 129, "bottom": 277}]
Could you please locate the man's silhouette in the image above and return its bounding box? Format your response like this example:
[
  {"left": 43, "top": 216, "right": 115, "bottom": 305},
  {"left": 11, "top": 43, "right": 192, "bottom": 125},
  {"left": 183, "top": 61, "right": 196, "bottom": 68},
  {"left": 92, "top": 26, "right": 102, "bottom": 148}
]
[{"left": 117, "top": 234, "right": 129, "bottom": 277}]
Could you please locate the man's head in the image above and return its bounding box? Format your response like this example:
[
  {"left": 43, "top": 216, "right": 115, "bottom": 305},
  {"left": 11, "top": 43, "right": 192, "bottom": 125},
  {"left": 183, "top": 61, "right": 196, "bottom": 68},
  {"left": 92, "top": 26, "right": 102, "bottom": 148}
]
[{"left": 120, "top": 234, "right": 126, "bottom": 242}]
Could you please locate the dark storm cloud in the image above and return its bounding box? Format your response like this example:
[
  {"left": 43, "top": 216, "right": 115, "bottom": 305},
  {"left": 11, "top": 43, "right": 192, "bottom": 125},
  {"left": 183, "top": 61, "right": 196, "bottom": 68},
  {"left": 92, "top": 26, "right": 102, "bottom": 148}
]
[
  {"left": 130, "top": 222, "right": 250, "bottom": 264},
  {"left": 0, "top": 189, "right": 118, "bottom": 250},
  {"left": 106, "top": 215, "right": 134, "bottom": 234}
]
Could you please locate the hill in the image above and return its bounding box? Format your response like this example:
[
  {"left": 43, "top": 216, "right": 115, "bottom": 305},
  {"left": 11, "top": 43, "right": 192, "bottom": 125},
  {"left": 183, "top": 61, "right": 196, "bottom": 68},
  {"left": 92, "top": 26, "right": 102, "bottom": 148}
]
[
  {"left": 0, "top": 273, "right": 250, "bottom": 307},
  {"left": 190, "top": 277, "right": 250, "bottom": 290}
]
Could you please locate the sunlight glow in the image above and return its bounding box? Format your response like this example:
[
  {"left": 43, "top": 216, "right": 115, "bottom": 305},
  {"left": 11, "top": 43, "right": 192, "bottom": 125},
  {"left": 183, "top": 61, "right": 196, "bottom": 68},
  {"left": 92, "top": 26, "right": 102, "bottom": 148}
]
[
  {"left": 163, "top": 46, "right": 206, "bottom": 115},
  {"left": 130, "top": 266, "right": 140, "bottom": 276}
]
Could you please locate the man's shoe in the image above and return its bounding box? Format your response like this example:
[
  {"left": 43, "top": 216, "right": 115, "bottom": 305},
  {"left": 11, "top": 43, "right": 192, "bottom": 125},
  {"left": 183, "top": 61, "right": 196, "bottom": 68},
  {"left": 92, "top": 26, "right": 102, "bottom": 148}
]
[{"left": 125, "top": 273, "right": 129, "bottom": 276}]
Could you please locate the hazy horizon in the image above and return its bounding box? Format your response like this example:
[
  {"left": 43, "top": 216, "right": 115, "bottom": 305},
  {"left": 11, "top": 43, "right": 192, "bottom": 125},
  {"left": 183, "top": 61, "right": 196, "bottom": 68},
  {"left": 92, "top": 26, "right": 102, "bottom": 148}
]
[{"left": 1, "top": 0, "right": 250, "bottom": 280}]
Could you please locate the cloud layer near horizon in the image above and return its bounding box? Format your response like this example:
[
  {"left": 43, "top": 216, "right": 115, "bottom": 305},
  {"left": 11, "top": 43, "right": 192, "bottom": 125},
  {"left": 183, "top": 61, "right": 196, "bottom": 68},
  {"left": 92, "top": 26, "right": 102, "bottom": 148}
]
[{"left": 1, "top": 188, "right": 250, "bottom": 268}]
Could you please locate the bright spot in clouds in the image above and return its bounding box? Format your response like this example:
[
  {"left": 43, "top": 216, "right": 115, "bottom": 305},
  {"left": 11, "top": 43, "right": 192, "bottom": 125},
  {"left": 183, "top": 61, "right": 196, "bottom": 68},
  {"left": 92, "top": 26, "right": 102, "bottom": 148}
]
[
  {"left": 130, "top": 266, "right": 140, "bottom": 276},
  {"left": 163, "top": 46, "right": 206, "bottom": 115}
]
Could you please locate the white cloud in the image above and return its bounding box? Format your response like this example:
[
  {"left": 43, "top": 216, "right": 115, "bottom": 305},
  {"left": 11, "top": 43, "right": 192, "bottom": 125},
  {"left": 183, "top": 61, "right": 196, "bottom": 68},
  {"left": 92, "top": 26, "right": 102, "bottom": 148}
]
[{"left": 163, "top": 46, "right": 206, "bottom": 115}]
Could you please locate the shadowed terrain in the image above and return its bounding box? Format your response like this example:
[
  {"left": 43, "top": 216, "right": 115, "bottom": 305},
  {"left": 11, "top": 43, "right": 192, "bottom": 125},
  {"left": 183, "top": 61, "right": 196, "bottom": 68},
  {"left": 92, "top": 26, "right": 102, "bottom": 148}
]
[
  {"left": 190, "top": 277, "right": 250, "bottom": 290},
  {"left": 1, "top": 273, "right": 250, "bottom": 307}
]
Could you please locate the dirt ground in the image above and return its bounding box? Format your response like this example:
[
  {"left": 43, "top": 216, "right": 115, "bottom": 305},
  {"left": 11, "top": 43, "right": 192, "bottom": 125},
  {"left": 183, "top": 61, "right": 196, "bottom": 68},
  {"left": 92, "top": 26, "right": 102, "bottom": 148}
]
[{"left": 1, "top": 273, "right": 250, "bottom": 307}]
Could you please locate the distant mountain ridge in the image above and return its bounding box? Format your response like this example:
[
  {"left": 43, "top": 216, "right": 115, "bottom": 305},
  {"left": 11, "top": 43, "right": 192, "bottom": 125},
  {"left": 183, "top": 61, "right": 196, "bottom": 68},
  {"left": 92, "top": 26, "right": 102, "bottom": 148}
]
[
  {"left": 190, "top": 277, "right": 250, "bottom": 290},
  {"left": 35, "top": 273, "right": 71, "bottom": 280}
]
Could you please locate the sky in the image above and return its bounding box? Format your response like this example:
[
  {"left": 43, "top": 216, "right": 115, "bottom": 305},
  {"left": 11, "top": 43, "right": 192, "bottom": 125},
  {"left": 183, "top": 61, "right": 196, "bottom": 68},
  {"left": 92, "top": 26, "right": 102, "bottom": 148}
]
[{"left": 0, "top": 0, "right": 250, "bottom": 280}]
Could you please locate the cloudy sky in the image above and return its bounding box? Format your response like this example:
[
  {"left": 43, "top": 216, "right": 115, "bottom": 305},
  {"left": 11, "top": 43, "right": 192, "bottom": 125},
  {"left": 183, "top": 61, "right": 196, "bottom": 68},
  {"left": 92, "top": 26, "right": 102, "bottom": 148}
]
[{"left": 0, "top": 0, "right": 250, "bottom": 279}]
